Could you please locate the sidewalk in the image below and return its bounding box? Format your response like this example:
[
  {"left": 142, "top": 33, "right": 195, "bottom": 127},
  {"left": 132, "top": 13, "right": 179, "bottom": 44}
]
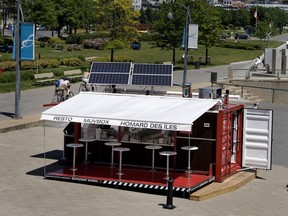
[
  {"left": 0, "top": 111, "right": 287, "bottom": 216},
  {"left": 0, "top": 114, "right": 42, "bottom": 133}
]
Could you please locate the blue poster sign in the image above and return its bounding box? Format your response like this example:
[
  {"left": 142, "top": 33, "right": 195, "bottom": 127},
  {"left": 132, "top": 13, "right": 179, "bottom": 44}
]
[{"left": 12, "top": 22, "right": 35, "bottom": 61}]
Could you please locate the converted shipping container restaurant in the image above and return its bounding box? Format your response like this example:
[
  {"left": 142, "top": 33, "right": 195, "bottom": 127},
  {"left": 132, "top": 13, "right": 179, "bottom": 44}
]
[{"left": 41, "top": 92, "right": 273, "bottom": 198}]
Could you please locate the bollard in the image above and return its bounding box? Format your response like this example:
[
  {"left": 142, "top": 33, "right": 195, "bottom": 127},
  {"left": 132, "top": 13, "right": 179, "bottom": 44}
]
[{"left": 163, "top": 178, "right": 175, "bottom": 210}]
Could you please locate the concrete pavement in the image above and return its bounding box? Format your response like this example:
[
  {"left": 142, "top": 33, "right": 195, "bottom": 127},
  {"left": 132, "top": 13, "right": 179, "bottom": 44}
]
[{"left": 0, "top": 103, "right": 287, "bottom": 216}]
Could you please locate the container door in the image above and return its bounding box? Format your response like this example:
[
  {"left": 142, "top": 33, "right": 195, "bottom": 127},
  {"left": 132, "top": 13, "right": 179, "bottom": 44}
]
[{"left": 242, "top": 109, "right": 273, "bottom": 170}]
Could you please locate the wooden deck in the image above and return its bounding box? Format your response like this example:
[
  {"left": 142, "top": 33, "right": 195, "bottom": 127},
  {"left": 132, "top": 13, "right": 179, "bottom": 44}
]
[{"left": 190, "top": 171, "right": 256, "bottom": 201}]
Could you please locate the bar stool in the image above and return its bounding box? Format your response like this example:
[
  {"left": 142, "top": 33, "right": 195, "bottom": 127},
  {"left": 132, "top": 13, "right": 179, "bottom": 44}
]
[
  {"left": 145, "top": 145, "right": 162, "bottom": 171},
  {"left": 79, "top": 138, "right": 96, "bottom": 164},
  {"left": 113, "top": 147, "right": 130, "bottom": 175},
  {"left": 181, "top": 146, "right": 198, "bottom": 174},
  {"left": 66, "top": 143, "right": 84, "bottom": 171},
  {"left": 159, "top": 151, "right": 177, "bottom": 180},
  {"left": 105, "top": 141, "right": 121, "bottom": 168}
]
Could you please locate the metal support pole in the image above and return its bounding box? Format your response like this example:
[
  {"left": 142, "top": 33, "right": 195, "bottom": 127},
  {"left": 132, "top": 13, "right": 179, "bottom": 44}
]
[
  {"left": 15, "top": 0, "right": 22, "bottom": 118},
  {"left": 163, "top": 178, "right": 175, "bottom": 210},
  {"left": 182, "top": 5, "right": 190, "bottom": 97}
]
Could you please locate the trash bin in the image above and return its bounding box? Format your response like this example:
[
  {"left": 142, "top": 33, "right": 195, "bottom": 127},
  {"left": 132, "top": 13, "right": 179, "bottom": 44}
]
[{"left": 195, "top": 62, "right": 200, "bottom": 69}]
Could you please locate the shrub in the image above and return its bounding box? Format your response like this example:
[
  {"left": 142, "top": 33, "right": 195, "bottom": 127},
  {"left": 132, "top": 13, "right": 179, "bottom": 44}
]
[
  {"left": 65, "top": 34, "right": 84, "bottom": 44},
  {"left": 65, "top": 32, "right": 110, "bottom": 44},
  {"left": 55, "top": 44, "right": 64, "bottom": 50},
  {"left": 67, "top": 44, "right": 83, "bottom": 51},
  {"left": 92, "top": 56, "right": 132, "bottom": 62},
  {"left": 139, "top": 32, "right": 153, "bottom": 41},
  {"left": 82, "top": 38, "right": 109, "bottom": 50},
  {"left": 38, "top": 59, "right": 60, "bottom": 68},
  {"left": 59, "top": 57, "right": 82, "bottom": 66},
  {"left": 77, "top": 55, "right": 86, "bottom": 61},
  {"left": 0, "top": 61, "right": 17, "bottom": 71},
  {"left": 0, "top": 71, "right": 15, "bottom": 83},
  {"left": 217, "top": 41, "right": 261, "bottom": 50},
  {"left": 47, "top": 37, "right": 65, "bottom": 47},
  {"left": 38, "top": 36, "right": 50, "bottom": 42}
]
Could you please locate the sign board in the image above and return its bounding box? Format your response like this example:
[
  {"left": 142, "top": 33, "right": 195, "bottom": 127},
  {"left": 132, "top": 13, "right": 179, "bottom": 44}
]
[
  {"left": 188, "top": 24, "right": 198, "bottom": 49},
  {"left": 13, "top": 22, "right": 35, "bottom": 61}
]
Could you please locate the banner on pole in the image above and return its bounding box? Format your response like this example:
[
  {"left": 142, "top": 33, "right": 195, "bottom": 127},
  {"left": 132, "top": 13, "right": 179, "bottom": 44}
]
[
  {"left": 13, "top": 22, "right": 35, "bottom": 61},
  {"left": 188, "top": 24, "right": 198, "bottom": 49},
  {"left": 181, "top": 25, "right": 185, "bottom": 49}
]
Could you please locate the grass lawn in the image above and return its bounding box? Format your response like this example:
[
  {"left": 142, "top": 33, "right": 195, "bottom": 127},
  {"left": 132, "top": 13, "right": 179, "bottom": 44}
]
[{"left": 0, "top": 39, "right": 284, "bottom": 93}]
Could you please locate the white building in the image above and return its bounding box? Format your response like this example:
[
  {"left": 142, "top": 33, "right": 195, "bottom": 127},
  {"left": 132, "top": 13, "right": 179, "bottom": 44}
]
[{"left": 132, "top": 0, "right": 142, "bottom": 11}]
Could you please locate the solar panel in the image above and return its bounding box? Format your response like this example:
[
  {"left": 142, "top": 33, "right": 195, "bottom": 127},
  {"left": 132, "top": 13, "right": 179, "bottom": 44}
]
[
  {"left": 131, "top": 64, "right": 173, "bottom": 86},
  {"left": 132, "top": 75, "right": 172, "bottom": 86},
  {"left": 90, "top": 62, "right": 132, "bottom": 73},
  {"left": 89, "top": 73, "right": 130, "bottom": 85},
  {"left": 133, "top": 64, "right": 172, "bottom": 75},
  {"left": 88, "top": 62, "right": 132, "bottom": 85}
]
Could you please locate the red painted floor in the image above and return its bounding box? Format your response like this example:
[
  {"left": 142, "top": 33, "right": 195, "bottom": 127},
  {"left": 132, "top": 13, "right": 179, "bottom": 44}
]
[{"left": 47, "top": 163, "right": 214, "bottom": 190}]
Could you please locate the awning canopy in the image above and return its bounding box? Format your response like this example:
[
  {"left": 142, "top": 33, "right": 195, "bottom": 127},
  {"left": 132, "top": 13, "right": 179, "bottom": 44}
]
[{"left": 41, "top": 92, "right": 219, "bottom": 132}]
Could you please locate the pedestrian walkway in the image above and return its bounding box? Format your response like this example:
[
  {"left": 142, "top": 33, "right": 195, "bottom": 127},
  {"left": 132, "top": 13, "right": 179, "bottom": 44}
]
[{"left": 0, "top": 114, "right": 42, "bottom": 133}]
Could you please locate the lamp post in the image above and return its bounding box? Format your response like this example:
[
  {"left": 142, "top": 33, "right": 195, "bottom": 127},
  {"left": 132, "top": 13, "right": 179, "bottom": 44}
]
[
  {"left": 182, "top": 4, "right": 190, "bottom": 98},
  {"left": 168, "top": 1, "right": 191, "bottom": 97}
]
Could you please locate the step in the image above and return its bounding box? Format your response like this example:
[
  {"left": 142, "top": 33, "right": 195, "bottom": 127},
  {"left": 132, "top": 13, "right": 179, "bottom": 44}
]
[{"left": 190, "top": 171, "right": 255, "bottom": 201}]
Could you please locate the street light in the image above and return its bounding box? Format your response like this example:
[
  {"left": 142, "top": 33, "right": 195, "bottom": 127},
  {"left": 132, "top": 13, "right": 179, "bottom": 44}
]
[
  {"left": 15, "top": 0, "right": 24, "bottom": 118},
  {"left": 168, "top": 1, "right": 191, "bottom": 97},
  {"left": 15, "top": 0, "right": 22, "bottom": 118}
]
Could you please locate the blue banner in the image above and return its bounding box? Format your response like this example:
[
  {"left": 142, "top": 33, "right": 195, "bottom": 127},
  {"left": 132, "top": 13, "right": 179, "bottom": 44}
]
[
  {"left": 181, "top": 25, "right": 185, "bottom": 49},
  {"left": 13, "top": 22, "right": 35, "bottom": 61}
]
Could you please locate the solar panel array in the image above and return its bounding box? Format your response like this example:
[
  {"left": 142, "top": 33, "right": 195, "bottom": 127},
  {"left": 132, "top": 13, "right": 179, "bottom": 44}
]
[
  {"left": 88, "top": 62, "right": 132, "bottom": 85},
  {"left": 88, "top": 62, "right": 173, "bottom": 86},
  {"left": 132, "top": 64, "right": 173, "bottom": 86}
]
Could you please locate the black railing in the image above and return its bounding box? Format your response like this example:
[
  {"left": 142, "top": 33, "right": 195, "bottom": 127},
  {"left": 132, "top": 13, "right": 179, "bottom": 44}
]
[{"left": 214, "top": 82, "right": 288, "bottom": 103}]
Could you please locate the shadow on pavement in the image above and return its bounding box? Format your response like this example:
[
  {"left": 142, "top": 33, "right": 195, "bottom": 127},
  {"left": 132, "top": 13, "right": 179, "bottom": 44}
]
[
  {"left": 0, "top": 111, "right": 15, "bottom": 118},
  {"left": 26, "top": 161, "right": 65, "bottom": 177},
  {"left": 30, "top": 149, "right": 63, "bottom": 160}
]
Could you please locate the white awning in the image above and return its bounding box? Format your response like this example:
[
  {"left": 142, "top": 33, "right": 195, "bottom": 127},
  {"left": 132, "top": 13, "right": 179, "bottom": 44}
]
[{"left": 41, "top": 92, "right": 219, "bottom": 132}]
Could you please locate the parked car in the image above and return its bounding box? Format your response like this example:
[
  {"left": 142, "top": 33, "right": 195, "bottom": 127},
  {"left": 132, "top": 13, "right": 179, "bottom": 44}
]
[
  {"left": 0, "top": 45, "right": 13, "bottom": 53},
  {"left": 131, "top": 41, "right": 141, "bottom": 50},
  {"left": 234, "top": 33, "right": 248, "bottom": 39}
]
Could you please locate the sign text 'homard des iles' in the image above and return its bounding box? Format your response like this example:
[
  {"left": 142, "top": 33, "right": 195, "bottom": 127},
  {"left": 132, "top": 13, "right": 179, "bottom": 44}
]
[{"left": 46, "top": 116, "right": 191, "bottom": 132}]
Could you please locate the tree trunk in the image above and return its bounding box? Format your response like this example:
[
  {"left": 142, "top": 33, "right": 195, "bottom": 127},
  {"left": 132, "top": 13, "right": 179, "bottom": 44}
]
[
  {"left": 205, "top": 47, "right": 208, "bottom": 65},
  {"left": 111, "top": 48, "right": 114, "bottom": 62},
  {"left": 172, "top": 48, "right": 176, "bottom": 66}
]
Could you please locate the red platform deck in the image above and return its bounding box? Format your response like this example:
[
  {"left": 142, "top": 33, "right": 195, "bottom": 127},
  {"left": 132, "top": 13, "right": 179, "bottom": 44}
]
[{"left": 46, "top": 163, "right": 215, "bottom": 198}]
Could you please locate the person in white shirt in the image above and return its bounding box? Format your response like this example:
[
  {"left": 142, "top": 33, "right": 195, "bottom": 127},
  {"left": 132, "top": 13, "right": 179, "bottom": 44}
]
[
  {"left": 254, "top": 56, "right": 262, "bottom": 68},
  {"left": 55, "top": 77, "right": 71, "bottom": 99}
]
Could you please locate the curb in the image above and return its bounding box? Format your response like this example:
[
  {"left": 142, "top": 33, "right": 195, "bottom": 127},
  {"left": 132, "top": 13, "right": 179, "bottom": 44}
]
[{"left": 0, "top": 114, "right": 43, "bottom": 133}]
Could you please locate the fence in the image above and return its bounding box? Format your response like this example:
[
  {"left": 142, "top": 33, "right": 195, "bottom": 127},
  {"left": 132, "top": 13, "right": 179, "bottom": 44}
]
[{"left": 214, "top": 81, "right": 288, "bottom": 104}]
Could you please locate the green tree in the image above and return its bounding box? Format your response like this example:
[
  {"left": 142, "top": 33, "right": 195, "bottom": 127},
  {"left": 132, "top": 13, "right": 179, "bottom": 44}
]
[
  {"left": 152, "top": 0, "right": 221, "bottom": 65},
  {"left": 231, "top": 9, "right": 250, "bottom": 29},
  {"left": 1, "top": 0, "right": 17, "bottom": 35},
  {"left": 255, "top": 20, "right": 271, "bottom": 42},
  {"left": 217, "top": 8, "right": 233, "bottom": 30},
  {"left": 193, "top": 0, "right": 221, "bottom": 65},
  {"left": 95, "top": 0, "right": 140, "bottom": 62},
  {"left": 151, "top": 0, "right": 186, "bottom": 66},
  {"left": 23, "top": 0, "right": 57, "bottom": 30},
  {"left": 267, "top": 7, "right": 288, "bottom": 35}
]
